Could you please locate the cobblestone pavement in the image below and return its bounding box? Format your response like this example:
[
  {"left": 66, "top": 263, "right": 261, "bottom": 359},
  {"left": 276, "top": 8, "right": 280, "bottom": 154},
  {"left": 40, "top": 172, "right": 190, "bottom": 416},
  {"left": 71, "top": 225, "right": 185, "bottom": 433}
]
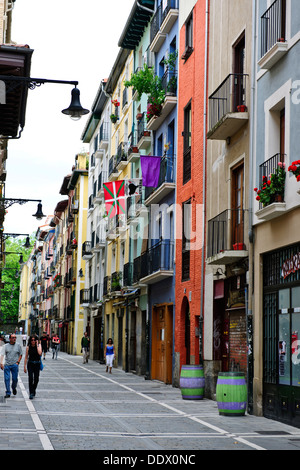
[{"left": 1, "top": 340, "right": 300, "bottom": 455}]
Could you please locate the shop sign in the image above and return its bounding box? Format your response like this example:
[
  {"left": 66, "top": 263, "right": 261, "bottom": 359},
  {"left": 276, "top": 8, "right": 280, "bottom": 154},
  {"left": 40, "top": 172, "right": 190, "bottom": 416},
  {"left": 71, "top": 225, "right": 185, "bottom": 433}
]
[{"left": 281, "top": 251, "right": 300, "bottom": 279}]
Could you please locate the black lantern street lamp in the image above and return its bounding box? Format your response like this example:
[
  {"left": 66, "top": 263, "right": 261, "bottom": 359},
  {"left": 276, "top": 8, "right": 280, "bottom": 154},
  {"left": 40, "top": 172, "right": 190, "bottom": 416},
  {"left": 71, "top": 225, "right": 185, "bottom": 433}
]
[
  {"left": 32, "top": 202, "right": 45, "bottom": 220},
  {"left": 61, "top": 86, "right": 89, "bottom": 121},
  {"left": 0, "top": 75, "right": 89, "bottom": 124},
  {"left": 0, "top": 198, "right": 45, "bottom": 220}
]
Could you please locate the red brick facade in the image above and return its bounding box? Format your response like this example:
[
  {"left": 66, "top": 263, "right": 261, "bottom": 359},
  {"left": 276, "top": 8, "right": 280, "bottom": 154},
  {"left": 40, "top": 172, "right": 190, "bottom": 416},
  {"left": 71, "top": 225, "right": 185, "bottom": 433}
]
[{"left": 175, "top": 0, "right": 208, "bottom": 371}]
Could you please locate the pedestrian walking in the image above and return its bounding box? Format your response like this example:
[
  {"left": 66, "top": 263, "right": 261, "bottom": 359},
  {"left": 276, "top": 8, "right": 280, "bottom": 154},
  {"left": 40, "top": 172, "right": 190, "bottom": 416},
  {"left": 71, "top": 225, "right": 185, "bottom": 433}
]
[
  {"left": 22, "top": 333, "right": 27, "bottom": 347},
  {"left": 81, "top": 332, "right": 90, "bottom": 364},
  {"left": 24, "top": 335, "right": 42, "bottom": 399},
  {"left": 40, "top": 331, "right": 49, "bottom": 360},
  {"left": 51, "top": 334, "right": 60, "bottom": 359},
  {"left": 104, "top": 338, "right": 115, "bottom": 374},
  {"left": 0, "top": 333, "right": 22, "bottom": 398}
]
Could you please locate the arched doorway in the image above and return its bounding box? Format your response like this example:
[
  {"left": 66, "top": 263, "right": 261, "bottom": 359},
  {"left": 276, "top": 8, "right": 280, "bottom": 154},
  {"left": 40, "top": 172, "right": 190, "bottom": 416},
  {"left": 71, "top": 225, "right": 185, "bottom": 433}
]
[{"left": 182, "top": 296, "right": 190, "bottom": 365}]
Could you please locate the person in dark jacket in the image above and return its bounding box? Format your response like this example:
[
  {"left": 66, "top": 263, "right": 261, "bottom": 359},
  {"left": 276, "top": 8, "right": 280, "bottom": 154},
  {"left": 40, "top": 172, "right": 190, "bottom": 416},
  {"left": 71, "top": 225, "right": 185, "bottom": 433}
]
[{"left": 24, "top": 335, "right": 42, "bottom": 399}]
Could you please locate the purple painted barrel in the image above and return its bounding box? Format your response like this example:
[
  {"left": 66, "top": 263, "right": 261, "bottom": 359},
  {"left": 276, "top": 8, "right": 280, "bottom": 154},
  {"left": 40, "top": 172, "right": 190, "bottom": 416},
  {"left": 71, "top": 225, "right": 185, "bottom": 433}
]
[
  {"left": 179, "top": 365, "right": 205, "bottom": 400},
  {"left": 216, "top": 372, "right": 247, "bottom": 416}
]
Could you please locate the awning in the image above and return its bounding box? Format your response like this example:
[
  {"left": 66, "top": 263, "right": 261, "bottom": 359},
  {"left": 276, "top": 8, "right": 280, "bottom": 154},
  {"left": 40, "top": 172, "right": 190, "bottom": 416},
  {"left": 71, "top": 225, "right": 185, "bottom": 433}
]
[{"left": 0, "top": 44, "right": 34, "bottom": 138}]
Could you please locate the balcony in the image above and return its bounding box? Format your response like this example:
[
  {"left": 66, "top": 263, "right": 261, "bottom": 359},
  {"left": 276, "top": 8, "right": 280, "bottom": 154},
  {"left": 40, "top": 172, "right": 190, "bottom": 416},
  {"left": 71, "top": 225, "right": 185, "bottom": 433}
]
[
  {"left": 111, "top": 271, "right": 122, "bottom": 293},
  {"left": 128, "top": 131, "right": 140, "bottom": 163},
  {"left": 91, "top": 229, "right": 106, "bottom": 252},
  {"left": 137, "top": 118, "right": 151, "bottom": 150},
  {"left": 133, "top": 240, "right": 174, "bottom": 285},
  {"left": 258, "top": 0, "right": 288, "bottom": 70},
  {"left": 108, "top": 156, "right": 120, "bottom": 181},
  {"left": 207, "top": 73, "right": 249, "bottom": 141},
  {"left": 95, "top": 122, "right": 109, "bottom": 157},
  {"left": 206, "top": 209, "right": 248, "bottom": 265},
  {"left": 160, "top": 0, "right": 179, "bottom": 35},
  {"left": 150, "top": 1, "right": 179, "bottom": 53},
  {"left": 82, "top": 241, "right": 93, "bottom": 260},
  {"left": 116, "top": 142, "right": 128, "bottom": 171},
  {"left": 144, "top": 156, "right": 175, "bottom": 205},
  {"left": 103, "top": 276, "right": 111, "bottom": 296},
  {"left": 150, "top": 6, "right": 167, "bottom": 52},
  {"left": 255, "top": 153, "right": 287, "bottom": 221},
  {"left": 94, "top": 171, "right": 108, "bottom": 204},
  {"left": 147, "top": 71, "right": 177, "bottom": 131},
  {"left": 123, "top": 262, "right": 133, "bottom": 287}
]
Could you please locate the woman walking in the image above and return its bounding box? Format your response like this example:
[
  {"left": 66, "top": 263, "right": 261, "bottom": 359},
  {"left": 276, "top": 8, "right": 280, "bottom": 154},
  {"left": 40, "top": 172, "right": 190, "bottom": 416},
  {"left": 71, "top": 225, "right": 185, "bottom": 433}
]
[
  {"left": 24, "top": 335, "right": 42, "bottom": 399},
  {"left": 104, "top": 338, "right": 115, "bottom": 374}
]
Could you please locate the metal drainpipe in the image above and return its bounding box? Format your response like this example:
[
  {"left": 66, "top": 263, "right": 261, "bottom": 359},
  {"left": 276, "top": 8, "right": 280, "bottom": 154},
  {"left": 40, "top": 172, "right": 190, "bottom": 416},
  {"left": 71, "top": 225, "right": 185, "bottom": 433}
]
[
  {"left": 199, "top": 0, "right": 209, "bottom": 366},
  {"left": 246, "top": 0, "right": 257, "bottom": 416}
]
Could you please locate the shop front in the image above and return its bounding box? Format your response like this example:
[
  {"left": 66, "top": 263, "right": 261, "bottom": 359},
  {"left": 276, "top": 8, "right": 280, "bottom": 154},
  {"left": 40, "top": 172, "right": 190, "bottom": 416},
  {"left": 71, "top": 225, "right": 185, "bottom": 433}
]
[{"left": 263, "top": 243, "right": 300, "bottom": 427}]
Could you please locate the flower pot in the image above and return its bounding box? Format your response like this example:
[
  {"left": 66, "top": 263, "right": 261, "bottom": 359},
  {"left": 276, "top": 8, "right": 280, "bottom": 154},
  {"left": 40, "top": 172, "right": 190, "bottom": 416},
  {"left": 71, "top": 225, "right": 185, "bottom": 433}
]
[
  {"left": 274, "top": 194, "right": 283, "bottom": 202},
  {"left": 129, "top": 146, "right": 139, "bottom": 154},
  {"left": 237, "top": 104, "right": 247, "bottom": 112},
  {"left": 233, "top": 242, "right": 244, "bottom": 250}
]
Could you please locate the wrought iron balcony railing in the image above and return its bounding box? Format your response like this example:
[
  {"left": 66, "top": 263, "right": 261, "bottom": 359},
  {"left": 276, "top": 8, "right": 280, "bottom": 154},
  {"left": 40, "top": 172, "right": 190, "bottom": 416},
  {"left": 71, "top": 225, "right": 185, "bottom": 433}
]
[
  {"left": 208, "top": 73, "right": 248, "bottom": 133},
  {"left": 207, "top": 209, "right": 246, "bottom": 258},
  {"left": 261, "top": 0, "right": 286, "bottom": 58}
]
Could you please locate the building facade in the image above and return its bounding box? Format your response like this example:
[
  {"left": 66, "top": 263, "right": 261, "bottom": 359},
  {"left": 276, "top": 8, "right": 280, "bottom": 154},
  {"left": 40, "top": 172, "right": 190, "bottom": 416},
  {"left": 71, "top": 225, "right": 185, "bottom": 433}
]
[
  {"left": 174, "top": 0, "right": 207, "bottom": 386},
  {"left": 205, "top": 0, "right": 253, "bottom": 398},
  {"left": 252, "top": 0, "right": 300, "bottom": 426}
]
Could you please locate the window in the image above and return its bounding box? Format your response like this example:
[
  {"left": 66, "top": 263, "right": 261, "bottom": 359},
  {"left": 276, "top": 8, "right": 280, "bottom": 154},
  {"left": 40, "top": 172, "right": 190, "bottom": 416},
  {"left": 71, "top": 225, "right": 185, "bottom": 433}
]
[
  {"left": 186, "top": 13, "right": 193, "bottom": 50},
  {"left": 183, "top": 101, "right": 192, "bottom": 184},
  {"left": 182, "top": 12, "right": 193, "bottom": 61},
  {"left": 182, "top": 199, "right": 191, "bottom": 281}
]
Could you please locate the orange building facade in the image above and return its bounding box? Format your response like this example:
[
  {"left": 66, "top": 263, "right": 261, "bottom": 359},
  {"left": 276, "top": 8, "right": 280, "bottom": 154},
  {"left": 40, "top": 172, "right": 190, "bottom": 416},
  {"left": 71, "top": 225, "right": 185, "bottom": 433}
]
[{"left": 174, "top": 0, "right": 208, "bottom": 384}]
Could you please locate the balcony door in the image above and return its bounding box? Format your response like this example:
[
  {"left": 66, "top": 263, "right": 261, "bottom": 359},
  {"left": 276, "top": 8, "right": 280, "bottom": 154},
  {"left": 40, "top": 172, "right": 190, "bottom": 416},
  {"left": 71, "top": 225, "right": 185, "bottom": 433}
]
[
  {"left": 231, "top": 163, "right": 244, "bottom": 247},
  {"left": 233, "top": 35, "right": 245, "bottom": 111}
]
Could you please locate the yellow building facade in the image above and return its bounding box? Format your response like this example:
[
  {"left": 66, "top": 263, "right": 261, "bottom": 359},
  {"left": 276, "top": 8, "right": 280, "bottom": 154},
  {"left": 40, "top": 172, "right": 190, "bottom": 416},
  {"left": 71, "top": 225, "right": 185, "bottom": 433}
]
[{"left": 104, "top": 49, "right": 134, "bottom": 369}]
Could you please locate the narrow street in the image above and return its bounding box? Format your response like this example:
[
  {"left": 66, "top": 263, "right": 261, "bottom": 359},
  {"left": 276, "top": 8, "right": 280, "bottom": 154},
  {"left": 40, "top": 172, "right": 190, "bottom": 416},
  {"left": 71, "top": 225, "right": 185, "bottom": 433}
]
[{"left": 1, "top": 338, "right": 300, "bottom": 455}]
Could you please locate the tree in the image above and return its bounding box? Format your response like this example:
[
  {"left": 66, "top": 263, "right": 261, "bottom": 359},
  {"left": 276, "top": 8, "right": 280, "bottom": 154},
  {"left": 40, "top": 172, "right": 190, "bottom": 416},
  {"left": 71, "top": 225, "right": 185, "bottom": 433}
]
[{"left": 0, "top": 235, "right": 33, "bottom": 324}]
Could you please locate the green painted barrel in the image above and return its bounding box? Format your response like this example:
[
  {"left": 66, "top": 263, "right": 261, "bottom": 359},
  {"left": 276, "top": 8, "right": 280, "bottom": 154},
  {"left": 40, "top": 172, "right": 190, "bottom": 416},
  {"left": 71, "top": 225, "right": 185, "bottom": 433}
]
[
  {"left": 179, "top": 365, "right": 205, "bottom": 400},
  {"left": 216, "top": 372, "right": 247, "bottom": 416}
]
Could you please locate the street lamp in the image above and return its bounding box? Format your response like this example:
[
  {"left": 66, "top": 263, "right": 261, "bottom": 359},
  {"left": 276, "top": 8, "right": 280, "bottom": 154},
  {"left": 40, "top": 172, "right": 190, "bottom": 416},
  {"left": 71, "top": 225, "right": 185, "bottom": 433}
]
[
  {"left": 1, "top": 233, "right": 30, "bottom": 248},
  {"left": 61, "top": 86, "right": 89, "bottom": 121},
  {"left": 0, "top": 76, "right": 89, "bottom": 122},
  {"left": 0, "top": 198, "right": 45, "bottom": 220}
]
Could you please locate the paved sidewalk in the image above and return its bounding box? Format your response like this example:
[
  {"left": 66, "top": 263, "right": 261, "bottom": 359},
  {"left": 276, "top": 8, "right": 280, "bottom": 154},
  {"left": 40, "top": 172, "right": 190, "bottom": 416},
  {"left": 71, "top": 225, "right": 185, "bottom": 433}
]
[{"left": 1, "top": 344, "right": 300, "bottom": 453}]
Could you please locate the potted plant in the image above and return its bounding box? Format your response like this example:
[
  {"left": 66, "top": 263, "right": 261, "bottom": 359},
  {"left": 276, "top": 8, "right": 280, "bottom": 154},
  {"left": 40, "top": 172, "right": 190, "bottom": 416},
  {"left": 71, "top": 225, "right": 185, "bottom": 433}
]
[
  {"left": 124, "top": 64, "right": 166, "bottom": 116},
  {"left": 110, "top": 113, "right": 118, "bottom": 124},
  {"left": 254, "top": 161, "right": 286, "bottom": 206},
  {"left": 237, "top": 104, "right": 247, "bottom": 112},
  {"left": 288, "top": 160, "right": 300, "bottom": 182}
]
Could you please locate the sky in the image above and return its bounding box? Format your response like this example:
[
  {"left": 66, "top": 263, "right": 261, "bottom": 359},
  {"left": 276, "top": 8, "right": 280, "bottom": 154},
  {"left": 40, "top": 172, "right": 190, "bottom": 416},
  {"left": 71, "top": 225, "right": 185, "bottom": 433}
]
[{"left": 4, "top": 0, "right": 134, "bottom": 237}]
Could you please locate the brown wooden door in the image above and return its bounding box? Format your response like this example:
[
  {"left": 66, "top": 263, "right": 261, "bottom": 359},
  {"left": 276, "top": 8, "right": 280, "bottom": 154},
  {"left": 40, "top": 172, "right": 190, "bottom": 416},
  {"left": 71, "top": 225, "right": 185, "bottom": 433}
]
[{"left": 151, "top": 305, "right": 173, "bottom": 384}]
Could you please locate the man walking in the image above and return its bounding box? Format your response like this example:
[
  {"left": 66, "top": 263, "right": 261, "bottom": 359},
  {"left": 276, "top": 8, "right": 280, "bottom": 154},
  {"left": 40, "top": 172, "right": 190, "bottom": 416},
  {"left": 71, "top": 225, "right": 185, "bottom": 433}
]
[
  {"left": 0, "top": 334, "right": 22, "bottom": 398},
  {"left": 81, "top": 332, "right": 90, "bottom": 364}
]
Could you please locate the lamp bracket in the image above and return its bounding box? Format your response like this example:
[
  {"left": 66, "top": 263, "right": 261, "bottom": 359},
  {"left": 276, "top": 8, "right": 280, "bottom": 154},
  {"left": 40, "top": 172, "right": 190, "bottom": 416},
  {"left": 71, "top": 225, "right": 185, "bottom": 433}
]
[
  {"left": 0, "top": 75, "right": 78, "bottom": 93},
  {"left": 0, "top": 198, "right": 41, "bottom": 209}
]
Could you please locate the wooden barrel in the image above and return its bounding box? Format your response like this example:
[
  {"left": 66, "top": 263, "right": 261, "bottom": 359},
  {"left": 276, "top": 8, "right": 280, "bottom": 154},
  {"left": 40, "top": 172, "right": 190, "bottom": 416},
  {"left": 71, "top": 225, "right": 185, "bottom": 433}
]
[
  {"left": 179, "top": 365, "right": 205, "bottom": 400},
  {"left": 216, "top": 372, "right": 247, "bottom": 416}
]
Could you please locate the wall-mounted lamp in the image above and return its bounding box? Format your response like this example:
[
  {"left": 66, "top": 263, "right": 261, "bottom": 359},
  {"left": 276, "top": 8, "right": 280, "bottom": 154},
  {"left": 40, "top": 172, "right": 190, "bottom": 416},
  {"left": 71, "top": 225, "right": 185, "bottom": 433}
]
[
  {"left": 32, "top": 202, "right": 45, "bottom": 220},
  {"left": 0, "top": 76, "right": 89, "bottom": 123},
  {"left": 61, "top": 86, "right": 89, "bottom": 121},
  {"left": 78, "top": 268, "right": 84, "bottom": 278},
  {"left": 0, "top": 198, "right": 45, "bottom": 220},
  {"left": 214, "top": 268, "right": 225, "bottom": 279}
]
